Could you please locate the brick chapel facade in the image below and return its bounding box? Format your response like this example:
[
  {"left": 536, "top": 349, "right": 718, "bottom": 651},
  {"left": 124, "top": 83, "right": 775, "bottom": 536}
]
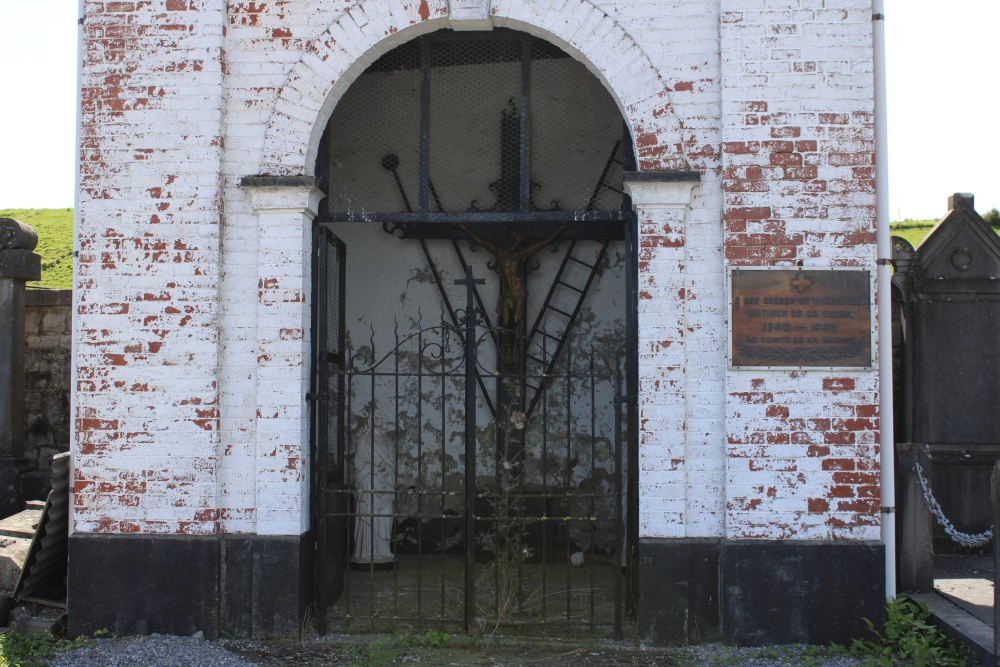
[{"left": 72, "top": 0, "right": 886, "bottom": 643}]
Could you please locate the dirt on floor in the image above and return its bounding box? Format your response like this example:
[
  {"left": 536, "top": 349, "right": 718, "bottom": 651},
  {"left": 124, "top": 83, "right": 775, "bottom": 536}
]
[{"left": 224, "top": 635, "right": 701, "bottom": 667}]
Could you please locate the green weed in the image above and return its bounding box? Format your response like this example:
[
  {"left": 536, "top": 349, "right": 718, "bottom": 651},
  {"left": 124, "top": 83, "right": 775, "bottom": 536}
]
[
  {"left": 746, "top": 644, "right": 826, "bottom": 665},
  {"left": 832, "top": 596, "right": 967, "bottom": 667},
  {"left": 0, "top": 630, "right": 94, "bottom": 667},
  {"left": 398, "top": 630, "right": 451, "bottom": 648},
  {"left": 346, "top": 636, "right": 397, "bottom": 667}
]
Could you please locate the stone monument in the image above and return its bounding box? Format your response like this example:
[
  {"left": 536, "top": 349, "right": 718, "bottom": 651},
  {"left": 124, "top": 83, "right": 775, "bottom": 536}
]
[{"left": 0, "top": 219, "right": 42, "bottom": 519}]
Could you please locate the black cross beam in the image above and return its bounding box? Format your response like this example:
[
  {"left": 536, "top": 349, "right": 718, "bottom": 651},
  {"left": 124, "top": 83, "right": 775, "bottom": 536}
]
[{"left": 386, "top": 219, "right": 626, "bottom": 241}]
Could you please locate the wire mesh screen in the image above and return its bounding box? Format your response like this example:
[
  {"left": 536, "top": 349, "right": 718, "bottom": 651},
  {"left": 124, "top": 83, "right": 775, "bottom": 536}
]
[
  {"left": 325, "top": 42, "right": 422, "bottom": 213},
  {"left": 323, "top": 29, "right": 627, "bottom": 217},
  {"left": 529, "top": 42, "right": 625, "bottom": 212},
  {"left": 429, "top": 39, "right": 521, "bottom": 213}
]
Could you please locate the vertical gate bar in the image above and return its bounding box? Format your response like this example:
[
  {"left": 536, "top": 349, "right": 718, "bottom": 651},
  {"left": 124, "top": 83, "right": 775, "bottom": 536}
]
[
  {"left": 368, "top": 350, "right": 377, "bottom": 628},
  {"left": 462, "top": 269, "right": 479, "bottom": 633},
  {"left": 392, "top": 326, "right": 401, "bottom": 628},
  {"left": 335, "top": 237, "right": 348, "bottom": 630},
  {"left": 494, "top": 374, "right": 502, "bottom": 624},
  {"left": 626, "top": 216, "right": 640, "bottom": 626},
  {"left": 517, "top": 374, "right": 527, "bottom": 616},
  {"left": 310, "top": 226, "right": 329, "bottom": 635},
  {"left": 419, "top": 37, "right": 431, "bottom": 214},
  {"left": 541, "top": 340, "right": 549, "bottom": 624},
  {"left": 565, "top": 341, "right": 573, "bottom": 622},
  {"left": 613, "top": 363, "right": 624, "bottom": 640},
  {"left": 589, "top": 350, "right": 596, "bottom": 626},
  {"left": 993, "top": 462, "right": 1000, "bottom": 656},
  {"left": 345, "top": 370, "right": 354, "bottom": 629},
  {"left": 416, "top": 325, "right": 424, "bottom": 621},
  {"left": 439, "top": 325, "right": 447, "bottom": 621},
  {"left": 519, "top": 37, "right": 531, "bottom": 214},
  {"left": 621, "top": 124, "right": 640, "bottom": 626}
]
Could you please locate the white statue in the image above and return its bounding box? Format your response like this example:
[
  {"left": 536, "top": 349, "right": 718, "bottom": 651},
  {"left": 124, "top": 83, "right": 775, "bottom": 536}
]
[{"left": 351, "top": 410, "right": 396, "bottom": 567}]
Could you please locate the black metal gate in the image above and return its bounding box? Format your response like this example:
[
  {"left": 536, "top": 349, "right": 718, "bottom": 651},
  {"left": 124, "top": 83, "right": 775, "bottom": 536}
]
[
  {"left": 310, "top": 27, "right": 639, "bottom": 638},
  {"left": 314, "top": 307, "right": 632, "bottom": 638},
  {"left": 310, "top": 226, "right": 348, "bottom": 633}
]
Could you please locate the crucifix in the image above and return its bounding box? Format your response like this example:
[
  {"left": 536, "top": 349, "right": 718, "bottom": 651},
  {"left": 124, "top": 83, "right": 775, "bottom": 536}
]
[{"left": 454, "top": 221, "right": 570, "bottom": 370}]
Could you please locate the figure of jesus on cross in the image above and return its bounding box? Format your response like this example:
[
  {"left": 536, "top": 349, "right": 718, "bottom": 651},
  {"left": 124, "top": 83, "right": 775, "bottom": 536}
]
[{"left": 455, "top": 222, "right": 571, "bottom": 369}]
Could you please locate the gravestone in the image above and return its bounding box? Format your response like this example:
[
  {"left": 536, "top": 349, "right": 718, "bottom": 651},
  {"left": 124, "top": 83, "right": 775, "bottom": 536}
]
[
  {"left": 0, "top": 219, "right": 41, "bottom": 520},
  {"left": 892, "top": 193, "right": 1000, "bottom": 551}
]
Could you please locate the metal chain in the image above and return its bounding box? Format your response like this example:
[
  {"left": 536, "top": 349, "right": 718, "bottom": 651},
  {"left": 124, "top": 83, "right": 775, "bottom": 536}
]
[{"left": 913, "top": 462, "right": 993, "bottom": 548}]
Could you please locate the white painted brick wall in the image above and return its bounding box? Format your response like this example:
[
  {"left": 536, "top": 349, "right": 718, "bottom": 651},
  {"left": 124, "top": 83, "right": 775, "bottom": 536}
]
[{"left": 73, "top": 0, "right": 880, "bottom": 544}]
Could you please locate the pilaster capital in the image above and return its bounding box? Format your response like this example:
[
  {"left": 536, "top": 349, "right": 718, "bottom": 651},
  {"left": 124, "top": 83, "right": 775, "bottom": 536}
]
[
  {"left": 241, "top": 176, "right": 325, "bottom": 217},
  {"left": 623, "top": 171, "right": 700, "bottom": 210}
]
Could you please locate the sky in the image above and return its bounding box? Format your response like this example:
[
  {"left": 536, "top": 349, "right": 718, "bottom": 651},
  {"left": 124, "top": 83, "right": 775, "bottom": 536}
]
[{"left": 0, "top": 1, "right": 997, "bottom": 220}]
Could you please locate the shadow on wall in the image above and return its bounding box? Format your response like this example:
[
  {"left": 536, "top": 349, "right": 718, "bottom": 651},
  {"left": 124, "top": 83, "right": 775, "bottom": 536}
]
[{"left": 21, "top": 288, "right": 72, "bottom": 500}]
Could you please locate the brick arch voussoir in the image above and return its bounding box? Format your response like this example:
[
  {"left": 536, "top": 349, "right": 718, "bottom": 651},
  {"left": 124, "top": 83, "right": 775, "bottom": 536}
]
[
  {"left": 259, "top": 0, "right": 685, "bottom": 176},
  {"left": 492, "top": 1, "right": 686, "bottom": 170}
]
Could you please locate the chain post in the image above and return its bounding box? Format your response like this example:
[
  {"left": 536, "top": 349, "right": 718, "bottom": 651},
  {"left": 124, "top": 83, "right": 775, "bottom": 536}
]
[{"left": 914, "top": 462, "right": 992, "bottom": 547}]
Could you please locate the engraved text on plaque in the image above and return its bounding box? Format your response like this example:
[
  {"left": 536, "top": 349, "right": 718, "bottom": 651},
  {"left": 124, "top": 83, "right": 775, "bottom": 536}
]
[{"left": 730, "top": 269, "right": 872, "bottom": 368}]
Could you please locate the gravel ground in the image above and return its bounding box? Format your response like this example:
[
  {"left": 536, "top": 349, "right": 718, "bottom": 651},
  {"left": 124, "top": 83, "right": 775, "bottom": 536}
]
[{"left": 43, "top": 633, "right": 867, "bottom": 667}]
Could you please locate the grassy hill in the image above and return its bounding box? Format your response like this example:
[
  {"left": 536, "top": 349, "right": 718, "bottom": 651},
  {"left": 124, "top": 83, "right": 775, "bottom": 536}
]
[
  {"left": 0, "top": 208, "right": 74, "bottom": 290},
  {"left": 889, "top": 219, "right": 939, "bottom": 248}
]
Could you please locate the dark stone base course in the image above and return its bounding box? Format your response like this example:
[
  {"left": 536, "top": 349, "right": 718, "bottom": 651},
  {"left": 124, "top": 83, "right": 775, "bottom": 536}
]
[
  {"left": 638, "top": 538, "right": 885, "bottom": 646},
  {"left": 68, "top": 532, "right": 312, "bottom": 640}
]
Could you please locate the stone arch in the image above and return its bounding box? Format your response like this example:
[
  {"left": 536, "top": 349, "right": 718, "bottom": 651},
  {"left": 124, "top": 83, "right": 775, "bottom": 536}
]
[{"left": 258, "top": 0, "right": 687, "bottom": 176}]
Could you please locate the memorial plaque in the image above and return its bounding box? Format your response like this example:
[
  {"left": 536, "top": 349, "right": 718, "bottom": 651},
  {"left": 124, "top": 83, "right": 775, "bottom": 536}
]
[{"left": 730, "top": 269, "right": 872, "bottom": 368}]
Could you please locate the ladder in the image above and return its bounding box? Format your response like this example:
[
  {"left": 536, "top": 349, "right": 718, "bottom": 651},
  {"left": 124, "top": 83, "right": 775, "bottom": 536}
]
[{"left": 523, "top": 141, "right": 623, "bottom": 417}]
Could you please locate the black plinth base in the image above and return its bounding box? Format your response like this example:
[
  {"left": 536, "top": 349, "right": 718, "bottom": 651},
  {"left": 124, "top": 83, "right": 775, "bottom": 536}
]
[
  {"left": 68, "top": 533, "right": 312, "bottom": 639},
  {"left": 638, "top": 538, "right": 885, "bottom": 646}
]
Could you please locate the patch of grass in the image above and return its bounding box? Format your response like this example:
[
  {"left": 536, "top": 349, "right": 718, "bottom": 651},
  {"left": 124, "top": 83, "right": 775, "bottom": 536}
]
[
  {"left": 0, "top": 630, "right": 94, "bottom": 667},
  {"left": 0, "top": 208, "right": 74, "bottom": 290},
  {"left": 832, "top": 596, "right": 968, "bottom": 667},
  {"left": 346, "top": 636, "right": 397, "bottom": 667},
  {"left": 890, "top": 219, "right": 938, "bottom": 249},
  {"left": 398, "top": 630, "right": 452, "bottom": 648}
]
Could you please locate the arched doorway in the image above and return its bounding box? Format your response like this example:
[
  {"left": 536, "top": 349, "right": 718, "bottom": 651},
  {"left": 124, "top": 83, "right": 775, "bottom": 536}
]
[{"left": 309, "top": 28, "right": 639, "bottom": 638}]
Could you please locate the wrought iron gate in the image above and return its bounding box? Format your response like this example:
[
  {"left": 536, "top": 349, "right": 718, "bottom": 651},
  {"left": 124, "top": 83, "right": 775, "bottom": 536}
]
[
  {"left": 315, "top": 307, "right": 632, "bottom": 638},
  {"left": 309, "top": 27, "right": 640, "bottom": 639},
  {"left": 310, "top": 227, "right": 348, "bottom": 633}
]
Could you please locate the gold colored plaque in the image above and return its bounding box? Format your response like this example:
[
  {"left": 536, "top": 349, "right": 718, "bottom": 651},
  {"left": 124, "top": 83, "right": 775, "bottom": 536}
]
[{"left": 730, "top": 269, "right": 872, "bottom": 368}]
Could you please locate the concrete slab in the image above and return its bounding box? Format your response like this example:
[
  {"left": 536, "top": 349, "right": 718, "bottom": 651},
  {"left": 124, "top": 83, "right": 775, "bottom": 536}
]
[
  {"left": 0, "top": 508, "right": 41, "bottom": 539},
  {"left": 910, "top": 592, "right": 995, "bottom": 667},
  {"left": 0, "top": 535, "right": 33, "bottom": 596},
  {"left": 937, "top": 578, "right": 994, "bottom": 625}
]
